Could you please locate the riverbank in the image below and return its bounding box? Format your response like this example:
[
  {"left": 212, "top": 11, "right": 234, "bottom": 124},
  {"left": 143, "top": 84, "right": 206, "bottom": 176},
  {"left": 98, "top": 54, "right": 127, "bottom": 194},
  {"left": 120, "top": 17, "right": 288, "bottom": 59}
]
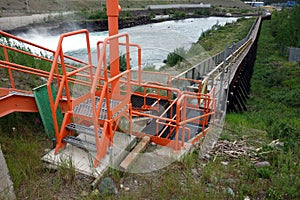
[{"left": 2, "top": 5, "right": 257, "bottom": 35}]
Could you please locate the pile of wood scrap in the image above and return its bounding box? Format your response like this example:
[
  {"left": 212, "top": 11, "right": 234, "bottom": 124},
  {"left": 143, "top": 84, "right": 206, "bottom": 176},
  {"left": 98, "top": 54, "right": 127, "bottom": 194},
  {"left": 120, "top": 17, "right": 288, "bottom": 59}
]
[{"left": 208, "top": 140, "right": 256, "bottom": 161}]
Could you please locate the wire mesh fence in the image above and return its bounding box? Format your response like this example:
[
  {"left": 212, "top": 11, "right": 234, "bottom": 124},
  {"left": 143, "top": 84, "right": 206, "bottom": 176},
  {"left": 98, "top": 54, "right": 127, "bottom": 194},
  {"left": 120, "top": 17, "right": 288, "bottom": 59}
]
[{"left": 288, "top": 47, "right": 300, "bottom": 62}]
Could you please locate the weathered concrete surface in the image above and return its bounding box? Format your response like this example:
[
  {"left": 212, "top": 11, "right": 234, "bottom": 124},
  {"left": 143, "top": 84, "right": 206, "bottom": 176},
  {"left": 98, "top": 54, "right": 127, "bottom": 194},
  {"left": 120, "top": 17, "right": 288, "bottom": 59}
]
[
  {"left": 0, "top": 145, "right": 16, "bottom": 200},
  {"left": 42, "top": 132, "right": 136, "bottom": 178},
  {"left": 0, "top": 12, "right": 72, "bottom": 30}
]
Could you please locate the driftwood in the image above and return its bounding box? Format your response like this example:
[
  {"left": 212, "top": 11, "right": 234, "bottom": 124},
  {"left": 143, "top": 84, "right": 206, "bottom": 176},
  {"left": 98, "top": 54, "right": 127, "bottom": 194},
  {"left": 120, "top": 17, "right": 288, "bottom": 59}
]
[
  {"left": 208, "top": 140, "right": 256, "bottom": 161},
  {"left": 205, "top": 139, "right": 283, "bottom": 165}
]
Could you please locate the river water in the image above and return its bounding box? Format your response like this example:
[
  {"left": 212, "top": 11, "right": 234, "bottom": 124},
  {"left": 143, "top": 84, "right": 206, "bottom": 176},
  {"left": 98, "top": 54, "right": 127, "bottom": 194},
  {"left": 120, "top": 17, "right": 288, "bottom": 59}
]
[{"left": 18, "top": 16, "right": 238, "bottom": 68}]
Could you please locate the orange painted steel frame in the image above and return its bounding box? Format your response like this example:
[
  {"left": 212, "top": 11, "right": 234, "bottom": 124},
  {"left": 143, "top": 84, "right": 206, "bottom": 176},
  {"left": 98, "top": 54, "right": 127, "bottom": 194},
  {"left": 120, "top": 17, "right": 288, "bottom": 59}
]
[
  {"left": 0, "top": 30, "right": 81, "bottom": 116},
  {"left": 0, "top": 89, "right": 38, "bottom": 117},
  {"left": 1, "top": 29, "right": 215, "bottom": 165},
  {"left": 46, "top": 29, "right": 93, "bottom": 153},
  {"left": 0, "top": 88, "right": 70, "bottom": 117},
  {"left": 91, "top": 32, "right": 133, "bottom": 166},
  {"left": 106, "top": 0, "right": 122, "bottom": 93},
  {"left": 44, "top": 28, "right": 136, "bottom": 166}
]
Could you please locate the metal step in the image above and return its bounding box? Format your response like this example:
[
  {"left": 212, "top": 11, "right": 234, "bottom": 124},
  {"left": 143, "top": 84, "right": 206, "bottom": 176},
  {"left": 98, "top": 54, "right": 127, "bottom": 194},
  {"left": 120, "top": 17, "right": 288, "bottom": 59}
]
[
  {"left": 73, "top": 97, "right": 125, "bottom": 120},
  {"left": 66, "top": 123, "right": 102, "bottom": 137},
  {"left": 62, "top": 135, "right": 97, "bottom": 152}
]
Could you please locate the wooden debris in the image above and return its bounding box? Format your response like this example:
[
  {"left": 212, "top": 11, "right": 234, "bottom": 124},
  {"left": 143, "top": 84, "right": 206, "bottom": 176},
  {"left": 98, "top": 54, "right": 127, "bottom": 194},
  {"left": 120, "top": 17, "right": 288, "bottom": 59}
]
[
  {"left": 208, "top": 140, "right": 256, "bottom": 161},
  {"left": 120, "top": 136, "right": 150, "bottom": 170}
]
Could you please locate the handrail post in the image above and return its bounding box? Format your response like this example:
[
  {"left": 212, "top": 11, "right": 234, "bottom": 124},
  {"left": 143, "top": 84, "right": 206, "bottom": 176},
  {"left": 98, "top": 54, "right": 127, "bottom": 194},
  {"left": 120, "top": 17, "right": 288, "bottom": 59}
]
[
  {"left": 217, "top": 44, "right": 228, "bottom": 111},
  {"left": 3, "top": 46, "right": 15, "bottom": 88}
]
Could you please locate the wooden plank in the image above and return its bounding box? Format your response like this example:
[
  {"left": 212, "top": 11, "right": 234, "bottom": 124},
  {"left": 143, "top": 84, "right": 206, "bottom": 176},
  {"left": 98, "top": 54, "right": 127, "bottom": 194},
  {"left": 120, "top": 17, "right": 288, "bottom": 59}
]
[{"left": 120, "top": 136, "right": 150, "bottom": 171}]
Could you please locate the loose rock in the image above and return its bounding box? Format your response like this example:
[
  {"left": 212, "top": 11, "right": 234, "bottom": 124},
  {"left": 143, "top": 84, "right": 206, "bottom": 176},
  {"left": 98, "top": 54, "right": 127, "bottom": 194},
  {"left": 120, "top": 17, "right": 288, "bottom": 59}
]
[
  {"left": 98, "top": 177, "right": 118, "bottom": 196},
  {"left": 244, "top": 196, "right": 250, "bottom": 200},
  {"left": 254, "top": 161, "right": 270, "bottom": 168},
  {"left": 226, "top": 187, "right": 235, "bottom": 197}
]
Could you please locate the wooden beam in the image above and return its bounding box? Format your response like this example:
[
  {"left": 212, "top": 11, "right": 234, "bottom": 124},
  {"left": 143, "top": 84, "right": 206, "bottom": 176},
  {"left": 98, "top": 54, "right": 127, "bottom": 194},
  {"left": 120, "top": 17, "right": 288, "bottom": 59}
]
[{"left": 120, "top": 136, "right": 150, "bottom": 170}]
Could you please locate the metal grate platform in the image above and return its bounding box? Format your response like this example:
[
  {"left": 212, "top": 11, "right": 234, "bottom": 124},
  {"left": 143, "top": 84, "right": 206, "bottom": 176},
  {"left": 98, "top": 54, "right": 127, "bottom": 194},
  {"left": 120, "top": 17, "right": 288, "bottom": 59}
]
[
  {"left": 62, "top": 135, "right": 97, "bottom": 152},
  {"left": 66, "top": 123, "right": 102, "bottom": 137},
  {"left": 73, "top": 97, "right": 126, "bottom": 119}
]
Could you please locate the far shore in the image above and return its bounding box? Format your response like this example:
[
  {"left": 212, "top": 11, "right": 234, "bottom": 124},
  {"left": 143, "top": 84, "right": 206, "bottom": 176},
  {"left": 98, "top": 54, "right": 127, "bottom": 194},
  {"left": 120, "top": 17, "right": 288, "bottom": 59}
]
[{"left": 1, "top": 7, "right": 258, "bottom": 35}]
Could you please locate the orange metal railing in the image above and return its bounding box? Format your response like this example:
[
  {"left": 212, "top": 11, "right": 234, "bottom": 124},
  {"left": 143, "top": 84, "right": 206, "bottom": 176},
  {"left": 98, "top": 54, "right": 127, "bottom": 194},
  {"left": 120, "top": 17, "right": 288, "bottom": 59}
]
[
  {"left": 46, "top": 29, "right": 94, "bottom": 153},
  {"left": 0, "top": 28, "right": 217, "bottom": 156},
  {"left": 177, "top": 91, "right": 215, "bottom": 144},
  {"left": 44, "top": 30, "right": 143, "bottom": 165},
  {"left": 0, "top": 31, "right": 92, "bottom": 117},
  {"left": 91, "top": 33, "right": 138, "bottom": 165},
  {"left": 0, "top": 31, "right": 91, "bottom": 91}
]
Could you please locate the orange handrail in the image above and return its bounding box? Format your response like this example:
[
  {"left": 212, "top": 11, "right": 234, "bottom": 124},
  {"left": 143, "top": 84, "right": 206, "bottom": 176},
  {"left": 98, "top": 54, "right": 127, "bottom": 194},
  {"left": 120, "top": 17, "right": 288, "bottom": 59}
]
[
  {"left": 47, "top": 29, "right": 93, "bottom": 146},
  {"left": 97, "top": 41, "right": 143, "bottom": 85},
  {"left": 90, "top": 33, "right": 133, "bottom": 158},
  {"left": 0, "top": 31, "right": 90, "bottom": 65},
  {"left": 0, "top": 30, "right": 95, "bottom": 94}
]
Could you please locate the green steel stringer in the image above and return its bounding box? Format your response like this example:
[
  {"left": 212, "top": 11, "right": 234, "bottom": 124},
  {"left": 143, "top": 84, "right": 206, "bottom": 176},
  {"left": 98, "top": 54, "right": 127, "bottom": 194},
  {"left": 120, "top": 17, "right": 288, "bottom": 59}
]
[{"left": 33, "top": 84, "right": 63, "bottom": 139}]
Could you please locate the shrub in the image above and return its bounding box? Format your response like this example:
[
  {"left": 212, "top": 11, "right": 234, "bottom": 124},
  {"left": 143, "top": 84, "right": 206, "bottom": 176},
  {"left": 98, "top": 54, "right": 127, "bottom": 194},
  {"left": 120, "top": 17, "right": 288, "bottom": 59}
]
[
  {"left": 166, "top": 47, "right": 186, "bottom": 67},
  {"left": 87, "top": 9, "right": 107, "bottom": 20},
  {"left": 172, "top": 11, "right": 186, "bottom": 18}
]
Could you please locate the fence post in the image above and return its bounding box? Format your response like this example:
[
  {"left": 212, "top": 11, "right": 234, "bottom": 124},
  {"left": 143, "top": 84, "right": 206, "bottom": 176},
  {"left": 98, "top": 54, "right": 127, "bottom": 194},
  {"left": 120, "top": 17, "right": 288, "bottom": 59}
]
[{"left": 217, "top": 44, "right": 228, "bottom": 111}]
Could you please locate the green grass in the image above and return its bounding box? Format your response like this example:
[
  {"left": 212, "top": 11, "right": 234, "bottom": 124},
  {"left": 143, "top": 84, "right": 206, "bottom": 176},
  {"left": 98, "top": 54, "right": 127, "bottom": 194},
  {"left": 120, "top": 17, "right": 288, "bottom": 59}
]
[
  {"left": 196, "top": 17, "right": 255, "bottom": 55},
  {"left": 222, "top": 10, "right": 300, "bottom": 199}
]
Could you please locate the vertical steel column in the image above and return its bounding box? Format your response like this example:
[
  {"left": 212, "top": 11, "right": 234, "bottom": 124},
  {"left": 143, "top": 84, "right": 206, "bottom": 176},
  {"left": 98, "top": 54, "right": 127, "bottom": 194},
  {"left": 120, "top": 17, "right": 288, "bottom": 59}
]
[{"left": 106, "top": 0, "right": 121, "bottom": 94}]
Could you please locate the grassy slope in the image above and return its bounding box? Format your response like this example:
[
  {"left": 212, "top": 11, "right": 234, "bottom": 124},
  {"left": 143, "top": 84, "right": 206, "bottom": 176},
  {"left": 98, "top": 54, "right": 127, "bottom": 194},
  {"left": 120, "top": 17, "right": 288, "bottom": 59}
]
[
  {"left": 195, "top": 17, "right": 255, "bottom": 55},
  {"left": 223, "top": 13, "right": 300, "bottom": 199}
]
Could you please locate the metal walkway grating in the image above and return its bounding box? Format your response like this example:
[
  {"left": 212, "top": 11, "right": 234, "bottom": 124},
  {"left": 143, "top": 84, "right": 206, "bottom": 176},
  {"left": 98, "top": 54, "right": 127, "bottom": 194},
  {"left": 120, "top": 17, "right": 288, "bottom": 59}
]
[
  {"left": 62, "top": 135, "right": 96, "bottom": 152},
  {"left": 73, "top": 97, "right": 127, "bottom": 119},
  {"left": 66, "top": 123, "right": 102, "bottom": 137}
]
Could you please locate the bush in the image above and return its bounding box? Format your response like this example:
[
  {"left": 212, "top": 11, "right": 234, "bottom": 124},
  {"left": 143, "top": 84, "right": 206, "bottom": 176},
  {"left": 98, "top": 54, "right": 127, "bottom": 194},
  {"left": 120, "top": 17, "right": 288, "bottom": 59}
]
[
  {"left": 87, "top": 9, "right": 107, "bottom": 20},
  {"left": 108, "top": 54, "right": 129, "bottom": 72},
  {"left": 166, "top": 47, "right": 186, "bottom": 66},
  {"left": 172, "top": 11, "right": 186, "bottom": 18},
  {"left": 194, "top": 9, "right": 210, "bottom": 16},
  {"left": 270, "top": 7, "right": 300, "bottom": 54}
]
